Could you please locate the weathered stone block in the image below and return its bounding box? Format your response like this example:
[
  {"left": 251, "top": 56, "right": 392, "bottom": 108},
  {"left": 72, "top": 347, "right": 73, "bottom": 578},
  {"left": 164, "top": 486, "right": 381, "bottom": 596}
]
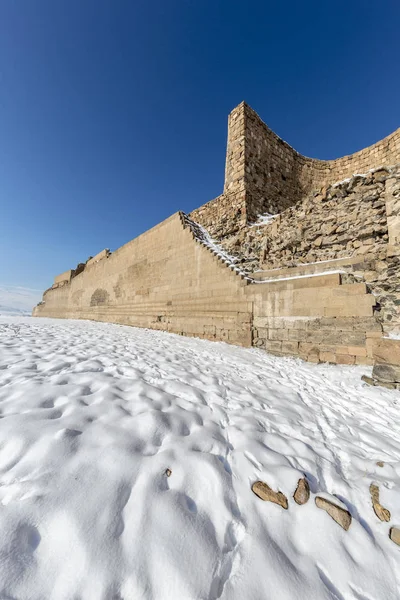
[
  {"left": 372, "top": 363, "right": 400, "bottom": 383},
  {"left": 264, "top": 340, "right": 283, "bottom": 353},
  {"left": 320, "top": 351, "right": 336, "bottom": 363},
  {"left": 355, "top": 356, "right": 374, "bottom": 366},
  {"left": 373, "top": 338, "right": 400, "bottom": 366},
  {"left": 268, "top": 328, "right": 288, "bottom": 341},
  {"left": 288, "top": 329, "right": 307, "bottom": 341},
  {"left": 54, "top": 270, "right": 73, "bottom": 285},
  {"left": 347, "top": 346, "right": 367, "bottom": 357},
  {"left": 281, "top": 341, "right": 299, "bottom": 354},
  {"left": 336, "top": 354, "right": 355, "bottom": 365}
]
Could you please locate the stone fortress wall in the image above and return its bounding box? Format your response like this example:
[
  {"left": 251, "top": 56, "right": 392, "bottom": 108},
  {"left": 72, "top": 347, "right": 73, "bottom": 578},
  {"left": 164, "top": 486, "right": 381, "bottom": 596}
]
[
  {"left": 34, "top": 211, "right": 380, "bottom": 367},
  {"left": 190, "top": 102, "right": 400, "bottom": 240},
  {"left": 34, "top": 102, "right": 400, "bottom": 384},
  {"left": 190, "top": 102, "right": 400, "bottom": 336},
  {"left": 242, "top": 103, "right": 400, "bottom": 222}
]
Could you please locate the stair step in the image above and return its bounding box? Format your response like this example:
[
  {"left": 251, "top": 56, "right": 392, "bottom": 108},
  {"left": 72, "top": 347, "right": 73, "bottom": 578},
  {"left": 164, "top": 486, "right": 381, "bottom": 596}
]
[{"left": 253, "top": 256, "right": 366, "bottom": 281}]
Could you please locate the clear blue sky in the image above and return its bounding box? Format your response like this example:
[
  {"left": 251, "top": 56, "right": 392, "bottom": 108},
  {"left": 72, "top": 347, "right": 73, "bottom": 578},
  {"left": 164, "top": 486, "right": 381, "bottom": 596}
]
[{"left": 0, "top": 0, "right": 399, "bottom": 291}]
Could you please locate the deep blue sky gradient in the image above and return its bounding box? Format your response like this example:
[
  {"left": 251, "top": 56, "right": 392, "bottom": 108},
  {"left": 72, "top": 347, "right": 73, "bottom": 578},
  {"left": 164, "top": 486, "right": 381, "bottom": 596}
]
[{"left": 1, "top": 0, "right": 399, "bottom": 289}]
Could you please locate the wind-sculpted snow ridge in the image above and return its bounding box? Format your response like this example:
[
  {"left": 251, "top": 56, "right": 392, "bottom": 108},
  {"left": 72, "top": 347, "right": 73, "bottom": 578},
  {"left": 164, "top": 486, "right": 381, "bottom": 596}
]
[{"left": 0, "top": 317, "right": 399, "bottom": 599}]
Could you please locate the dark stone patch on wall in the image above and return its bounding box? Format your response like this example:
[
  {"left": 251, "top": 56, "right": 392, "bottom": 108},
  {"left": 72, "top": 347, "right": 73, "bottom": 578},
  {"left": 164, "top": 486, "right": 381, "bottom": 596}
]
[
  {"left": 128, "top": 259, "right": 148, "bottom": 279},
  {"left": 113, "top": 275, "right": 123, "bottom": 299},
  {"left": 90, "top": 289, "right": 109, "bottom": 307}
]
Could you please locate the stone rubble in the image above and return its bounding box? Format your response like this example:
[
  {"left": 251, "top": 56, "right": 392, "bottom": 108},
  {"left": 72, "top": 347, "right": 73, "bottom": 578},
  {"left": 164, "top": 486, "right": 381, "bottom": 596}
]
[{"left": 209, "top": 166, "right": 400, "bottom": 335}]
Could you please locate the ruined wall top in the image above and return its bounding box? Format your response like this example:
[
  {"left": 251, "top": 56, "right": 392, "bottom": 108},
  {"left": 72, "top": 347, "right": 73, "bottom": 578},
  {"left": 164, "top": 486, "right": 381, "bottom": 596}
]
[
  {"left": 225, "top": 101, "right": 400, "bottom": 222},
  {"left": 190, "top": 102, "right": 400, "bottom": 239}
]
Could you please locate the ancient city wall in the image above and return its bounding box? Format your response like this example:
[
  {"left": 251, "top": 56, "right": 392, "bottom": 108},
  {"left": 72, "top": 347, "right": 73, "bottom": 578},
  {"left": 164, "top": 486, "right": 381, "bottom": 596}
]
[
  {"left": 34, "top": 101, "right": 400, "bottom": 377},
  {"left": 34, "top": 211, "right": 382, "bottom": 367}
]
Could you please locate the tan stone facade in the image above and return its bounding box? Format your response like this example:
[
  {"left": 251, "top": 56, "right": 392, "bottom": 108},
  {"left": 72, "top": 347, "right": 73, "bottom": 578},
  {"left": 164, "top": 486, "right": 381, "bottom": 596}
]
[
  {"left": 34, "top": 211, "right": 380, "bottom": 367},
  {"left": 34, "top": 213, "right": 253, "bottom": 347}
]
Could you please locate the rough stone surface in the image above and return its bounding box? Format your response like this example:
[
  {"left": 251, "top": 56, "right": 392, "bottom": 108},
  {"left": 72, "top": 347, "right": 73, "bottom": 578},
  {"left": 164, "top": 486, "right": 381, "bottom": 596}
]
[
  {"left": 389, "top": 527, "right": 400, "bottom": 546},
  {"left": 218, "top": 166, "right": 400, "bottom": 335},
  {"left": 231, "top": 173, "right": 388, "bottom": 272},
  {"left": 373, "top": 339, "right": 400, "bottom": 367},
  {"left": 293, "top": 478, "right": 310, "bottom": 505},
  {"left": 252, "top": 481, "right": 288, "bottom": 509},
  {"left": 372, "top": 363, "right": 400, "bottom": 384},
  {"left": 189, "top": 104, "right": 400, "bottom": 337},
  {"left": 191, "top": 103, "right": 400, "bottom": 249},
  {"left": 315, "top": 496, "right": 352, "bottom": 531},
  {"left": 370, "top": 483, "right": 391, "bottom": 522}
]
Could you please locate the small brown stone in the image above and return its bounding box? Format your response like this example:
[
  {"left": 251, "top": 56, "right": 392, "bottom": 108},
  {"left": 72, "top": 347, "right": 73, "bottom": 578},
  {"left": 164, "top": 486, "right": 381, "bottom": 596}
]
[
  {"left": 370, "top": 483, "right": 391, "bottom": 522},
  {"left": 165, "top": 468, "right": 172, "bottom": 477},
  {"left": 361, "top": 375, "right": 376, "bottom": 386},
  {"left": 315, "top": 496, "right": 352, "bottom": 531},
  {"left": 389, "top": 527, "right": 400, "bottom": 546},
  {"left": 252, "top": 481, "right": 288, "bottom": 509},
  {"left": 293, "top": 478, "right": 310, "bottom": 505},
  {"left": 376, "top": 461, "right": 385, "bottom": 467}
]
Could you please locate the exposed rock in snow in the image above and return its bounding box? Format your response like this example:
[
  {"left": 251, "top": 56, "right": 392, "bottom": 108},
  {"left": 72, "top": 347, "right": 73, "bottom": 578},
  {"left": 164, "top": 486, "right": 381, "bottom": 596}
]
[
  {"left": 373, "top": 363, "right": 400, "bottom": 384},
  {"left": 315, "top": 496, "right": 352, "bottom": 531},
  {"left": 389, "top": 527, "right": 400, "bottom": 546},
  {"left": 293, "top": 478, "right": 310, "bottom": 505},
  {"left": 251, "top": 480, "right": 288, "bottom": 509},
  {"left": 370, "top": 483, "right": 391, "bottom": 522}
]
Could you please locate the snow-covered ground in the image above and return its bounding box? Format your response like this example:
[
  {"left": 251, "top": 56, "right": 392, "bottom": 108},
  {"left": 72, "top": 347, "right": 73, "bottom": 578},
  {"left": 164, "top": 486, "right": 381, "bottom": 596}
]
[{"left": 0, "top": 317, "right": 399, "bottom": 600}]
